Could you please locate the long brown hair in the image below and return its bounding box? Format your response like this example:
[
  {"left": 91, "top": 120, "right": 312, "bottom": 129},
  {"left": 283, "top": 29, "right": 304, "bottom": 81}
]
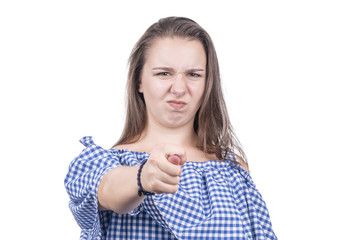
[{"left": 113, "top": 17, "right": 247, "bottom": 166}]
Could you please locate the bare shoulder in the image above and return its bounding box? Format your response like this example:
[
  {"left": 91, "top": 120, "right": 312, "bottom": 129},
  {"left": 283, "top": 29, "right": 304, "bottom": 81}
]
[
  {"left": 113, "top": 143, "right": 132, "bottom": 150},
  {"left": 113, "top": 142, "right": 148, "bottom": 153},
  {"left": 235, "top": 154, "right": 250, "bottom": 173}
]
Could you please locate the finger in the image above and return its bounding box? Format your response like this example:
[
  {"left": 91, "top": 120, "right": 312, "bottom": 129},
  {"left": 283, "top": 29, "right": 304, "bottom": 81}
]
[
  {"left": 151, "top": 180, "right": 179, "bottom": 194},
  {"left": 140, "top": 161, "right": 179, "bottom": 192},
  {"left": 141, "top": 162, "right": 180, "bottom": 193},
  {"left": 142, "top": 173, "right": 179, "bottom": 193},
  {"left": 158, "top": 161, "right": 183, "bottom": 177},
  {"left": 157, "top": 171, "right": 180, "bottom": 185},
  {"left": 179, "top": 153, "right": 186, "bottom": 165},
  {"left": 146, "top": 154, "right": 182, "bottom": 177}
]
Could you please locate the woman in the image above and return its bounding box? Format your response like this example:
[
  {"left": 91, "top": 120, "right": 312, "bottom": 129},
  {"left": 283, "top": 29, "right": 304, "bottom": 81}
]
[{"left": 65, "top": 17, "right": 277, "bottom": 239}]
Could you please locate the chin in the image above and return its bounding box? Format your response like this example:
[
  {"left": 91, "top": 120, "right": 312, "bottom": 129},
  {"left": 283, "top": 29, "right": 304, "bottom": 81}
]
[
  {"left": 164, "top": 116, "right": 192, "bottom": 129},
  {"left": 167, "top": 113, "right": 186, "bottom": 122},
  {"left": 164, "top": 120, "right": 184, "bottom": 129}
]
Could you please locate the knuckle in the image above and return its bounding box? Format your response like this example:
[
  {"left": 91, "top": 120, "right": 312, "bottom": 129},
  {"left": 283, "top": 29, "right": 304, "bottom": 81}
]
[
  {"left": 171, "top": 185, "right": 179, "bottom": 193},
  {"left": 147, "top": 170, "right": 156, "bottom": 180},
  {"left": 176, "top": 166, "right": 182, "bottom": 176},
  {"left": 147, "top": 157, "right": 157, "bottom": 165},
  {"left": 146, "top": 182, "right": 154, "bottom": 192},
  {"left": 174, "top": 176, "right": 180, "bottom": 184},
  {"left": 151, "top": 180, "right": 161, "bottom": 191}
]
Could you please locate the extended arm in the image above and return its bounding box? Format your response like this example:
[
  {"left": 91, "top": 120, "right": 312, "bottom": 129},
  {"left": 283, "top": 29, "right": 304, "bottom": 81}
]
[
  {"left": 98, "top": 143, "right": 186, "bottom": 214},
  {"left": 98, "top": 165, "right": 144, "bottom": 214}
]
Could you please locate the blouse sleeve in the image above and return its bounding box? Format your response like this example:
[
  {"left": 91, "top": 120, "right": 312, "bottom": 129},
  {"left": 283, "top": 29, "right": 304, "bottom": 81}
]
[
  {"left": 140, "top": 159, "right": 277, "bottom": 239},
  {"left": 64, "top": 136, "right": 121, "bottom": 240}
]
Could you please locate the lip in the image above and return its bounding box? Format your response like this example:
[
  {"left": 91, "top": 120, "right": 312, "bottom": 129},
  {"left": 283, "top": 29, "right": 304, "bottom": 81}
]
[{"left": 167, "top": 100, "right": 186, "bottom": 110}]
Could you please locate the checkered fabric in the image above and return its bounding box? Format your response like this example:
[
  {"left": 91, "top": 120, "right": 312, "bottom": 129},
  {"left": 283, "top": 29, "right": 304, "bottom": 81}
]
[{"left": 65, "top": 136, "right": 277, "bottom": 239}]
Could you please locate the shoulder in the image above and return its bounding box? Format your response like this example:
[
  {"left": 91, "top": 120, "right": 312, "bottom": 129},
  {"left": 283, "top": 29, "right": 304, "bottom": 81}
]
[
  {"left": 234, "top": 154, "right": 250, "bottom": 173},
  {"left": 113, "top": 144, "right": 131, "bottom": 150},
  {"left": 113, "top": 142, "right": 148, "bottom": 153}
]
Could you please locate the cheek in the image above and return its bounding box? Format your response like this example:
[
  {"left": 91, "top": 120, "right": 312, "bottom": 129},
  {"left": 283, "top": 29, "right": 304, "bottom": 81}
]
[
  {"left": 189, "top": 82, "right": 206, "bottom": 101},
  {"left": 143, "top": 79, "right": 170, "bottom": 99}
]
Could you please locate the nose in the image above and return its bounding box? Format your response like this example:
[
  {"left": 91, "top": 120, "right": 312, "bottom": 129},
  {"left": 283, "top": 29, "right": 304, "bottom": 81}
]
[{"left": 170, "top": 73, "right": 186, "bottom": 98}]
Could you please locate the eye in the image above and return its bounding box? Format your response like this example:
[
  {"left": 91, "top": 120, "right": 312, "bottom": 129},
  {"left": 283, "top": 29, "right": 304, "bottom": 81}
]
[
  {"left": 188, "top": 73, "right": 201, "bottom": 77},
  {"left": 157, "top": 72, "right": 171, "bottom": 76}
]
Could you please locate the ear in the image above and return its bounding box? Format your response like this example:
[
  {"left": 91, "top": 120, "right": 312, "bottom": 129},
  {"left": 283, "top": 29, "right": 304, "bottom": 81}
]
[{"left": 138, "top": 81, "right": 143, "bottom": 93}]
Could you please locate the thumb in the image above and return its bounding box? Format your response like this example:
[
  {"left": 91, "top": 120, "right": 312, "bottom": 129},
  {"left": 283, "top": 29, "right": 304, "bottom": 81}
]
[{"left": 167, "top": 154, "right": 182, "bottom": 165}]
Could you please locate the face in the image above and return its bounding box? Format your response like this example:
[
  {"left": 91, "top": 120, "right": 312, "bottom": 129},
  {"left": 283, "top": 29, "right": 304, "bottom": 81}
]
[{"left": 139, "top": 37, "right": 206, "bottom": 129}]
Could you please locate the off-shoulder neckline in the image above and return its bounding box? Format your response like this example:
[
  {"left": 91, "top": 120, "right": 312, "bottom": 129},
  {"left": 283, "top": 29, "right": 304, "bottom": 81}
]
[
  {"left": 110, "top": 147, "right": 226, "bottom": 163},
  {"left": 109, "top": 147, "right": 248, "bottom": 173}
]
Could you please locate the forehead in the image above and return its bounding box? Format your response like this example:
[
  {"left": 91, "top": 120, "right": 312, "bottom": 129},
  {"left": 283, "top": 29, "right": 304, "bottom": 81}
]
[{"left": 145, "top": 37, "right": 206, "bottom": 69}]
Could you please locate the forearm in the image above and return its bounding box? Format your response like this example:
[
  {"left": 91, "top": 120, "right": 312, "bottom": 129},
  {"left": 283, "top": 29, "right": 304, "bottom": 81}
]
[{"left": 98, "top": 165, "right": 145, "bottom": 214}]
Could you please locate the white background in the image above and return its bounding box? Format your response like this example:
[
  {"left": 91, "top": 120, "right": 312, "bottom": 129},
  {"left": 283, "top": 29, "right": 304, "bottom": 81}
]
[{"left": 1, "top": 1, "right": 359, "bottom": 239}]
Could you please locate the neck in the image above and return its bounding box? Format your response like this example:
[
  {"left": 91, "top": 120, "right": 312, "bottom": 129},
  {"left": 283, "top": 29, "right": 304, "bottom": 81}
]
[{"left": 139, "top": 119, "right": 198, "bottom": 149}]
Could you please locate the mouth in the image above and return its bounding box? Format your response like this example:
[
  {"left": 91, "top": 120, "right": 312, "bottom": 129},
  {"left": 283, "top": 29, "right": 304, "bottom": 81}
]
[{"left": 167, "top": 100, "right": 186, "bottom": 110}]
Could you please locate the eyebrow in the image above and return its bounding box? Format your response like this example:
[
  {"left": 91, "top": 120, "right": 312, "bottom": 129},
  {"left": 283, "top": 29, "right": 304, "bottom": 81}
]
[{"left": 152, "top": 67, "right": 205, "bottom": 72}]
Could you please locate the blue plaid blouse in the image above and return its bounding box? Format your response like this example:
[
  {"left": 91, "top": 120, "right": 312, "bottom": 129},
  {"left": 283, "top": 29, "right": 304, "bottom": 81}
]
[{"left": 65, "top": 136, "right": 277, "bottom": 239}]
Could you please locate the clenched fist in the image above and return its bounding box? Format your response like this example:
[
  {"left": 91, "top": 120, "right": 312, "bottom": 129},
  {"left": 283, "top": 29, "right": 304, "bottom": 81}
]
[{"left": 140, "top": 143, "right": 186, "bottom": 194}]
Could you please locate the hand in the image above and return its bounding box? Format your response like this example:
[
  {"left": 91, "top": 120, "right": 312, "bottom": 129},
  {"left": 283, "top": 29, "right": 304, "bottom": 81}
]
[{"left": 140, "top": 143, "right": 186, "bottom": 194}]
